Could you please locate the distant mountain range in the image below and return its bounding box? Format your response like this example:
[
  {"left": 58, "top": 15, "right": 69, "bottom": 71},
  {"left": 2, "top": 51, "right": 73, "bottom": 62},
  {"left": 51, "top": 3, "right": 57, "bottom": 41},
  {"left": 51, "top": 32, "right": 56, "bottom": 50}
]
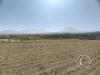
[
  {"left": 0, "top": 29, "right": 48, "bottom": 35},
  {"left": 0, "top": 27, "right": 99, "bottom": 35}
]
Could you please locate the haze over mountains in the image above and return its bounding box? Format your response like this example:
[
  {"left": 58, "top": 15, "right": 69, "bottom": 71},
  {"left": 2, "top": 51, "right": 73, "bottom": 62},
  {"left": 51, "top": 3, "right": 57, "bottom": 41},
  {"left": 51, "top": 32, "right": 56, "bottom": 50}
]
[
  {"left": 0, "top": 29, "right": 48, "bottom": 35},
  {"left": 0, "top": 27, "right": 99, "bottom": 35}
]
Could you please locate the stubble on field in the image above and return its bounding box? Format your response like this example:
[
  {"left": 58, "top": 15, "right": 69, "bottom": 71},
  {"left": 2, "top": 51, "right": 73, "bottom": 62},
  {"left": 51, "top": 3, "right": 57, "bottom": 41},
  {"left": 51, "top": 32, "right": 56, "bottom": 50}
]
[{"left": 0, "top": 39, "right": 100, "bottom": 75}]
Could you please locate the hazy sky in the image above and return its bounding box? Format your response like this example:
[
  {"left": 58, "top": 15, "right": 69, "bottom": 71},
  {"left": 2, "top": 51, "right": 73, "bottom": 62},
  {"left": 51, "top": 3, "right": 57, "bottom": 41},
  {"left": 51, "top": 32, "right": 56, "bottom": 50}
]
[{"left": 0, "top": 0, "right": 100, "bottom": 32}]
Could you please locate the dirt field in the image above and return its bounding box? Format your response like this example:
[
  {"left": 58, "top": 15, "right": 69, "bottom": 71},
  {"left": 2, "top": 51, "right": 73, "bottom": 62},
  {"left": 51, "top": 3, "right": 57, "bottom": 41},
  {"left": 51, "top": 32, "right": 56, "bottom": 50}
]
[{"left": 0, "top": 39, "right": 100, "bottom": 75}]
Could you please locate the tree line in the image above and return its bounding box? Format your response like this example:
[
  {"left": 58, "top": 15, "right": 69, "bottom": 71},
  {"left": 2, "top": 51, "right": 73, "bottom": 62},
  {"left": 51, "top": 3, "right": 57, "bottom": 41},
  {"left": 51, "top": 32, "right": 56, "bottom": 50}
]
[{"left": 0, "top": 32, "right": 100, "bottom": 40}]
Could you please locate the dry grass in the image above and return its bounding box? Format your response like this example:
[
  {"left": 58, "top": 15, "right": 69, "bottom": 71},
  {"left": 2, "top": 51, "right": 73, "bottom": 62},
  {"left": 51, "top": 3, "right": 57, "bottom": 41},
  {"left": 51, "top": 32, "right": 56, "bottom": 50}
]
[{"left": 0, "top": 39, "right": 100, "bottom": 75}]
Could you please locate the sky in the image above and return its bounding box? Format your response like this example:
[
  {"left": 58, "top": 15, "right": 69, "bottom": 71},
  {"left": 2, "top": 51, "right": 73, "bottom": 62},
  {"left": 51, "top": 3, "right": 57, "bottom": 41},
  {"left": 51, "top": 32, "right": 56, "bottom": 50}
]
[{"left": 0, "top": 0, "right": 100, "bottom": 33}]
